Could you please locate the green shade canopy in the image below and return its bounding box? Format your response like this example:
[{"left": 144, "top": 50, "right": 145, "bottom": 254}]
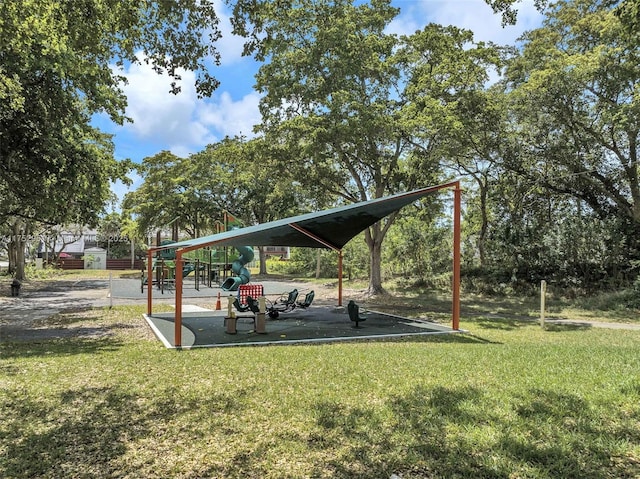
[{"left": 158, "top": 182, "right": 458, "bottom": 254}]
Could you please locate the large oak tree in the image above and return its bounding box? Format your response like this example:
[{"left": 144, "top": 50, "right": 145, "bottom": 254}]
[
  {"left": 503, "top": 0, "right": 640, "bottom": 264},
  {"left": 234, "top": 0, "right": 500, "bottom": 294},
  {"left": 0, "top": 0, "right": 222, "bottom": 278}
]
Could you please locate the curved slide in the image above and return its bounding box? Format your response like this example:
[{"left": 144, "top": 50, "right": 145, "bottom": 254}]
[{"left": 220, "top": 245, "right": 254, "bottom": 291}]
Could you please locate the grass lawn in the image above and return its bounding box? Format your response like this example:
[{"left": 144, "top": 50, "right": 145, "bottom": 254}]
[{"left": 1, "top": 293, "right": 640, "bottom": 478}]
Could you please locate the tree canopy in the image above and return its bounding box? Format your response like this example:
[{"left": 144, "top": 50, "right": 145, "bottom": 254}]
[
  {"left": 0, "top": 0, "right": 222, "bottom": 226},
  {"left": 503, "top": 0, "right": 640, "bottom": 256}
]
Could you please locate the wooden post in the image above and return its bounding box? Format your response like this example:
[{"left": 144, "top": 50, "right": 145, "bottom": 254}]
[
  {"left": 540, "top": 280, "right": 547, "bottom": 330},
  {"left": 452, "top": 182, "right": 461, "bottom": 331},
  {"left": 225, "top": 295, "right": 236, "bottom": 334},
  {"left": 256, "top": 296, "right": 266, "bottom": 334}
]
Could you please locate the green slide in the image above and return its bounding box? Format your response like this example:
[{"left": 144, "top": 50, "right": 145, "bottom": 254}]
[{"left": 220, "top": 245, "right": 254, "bottom": 291}]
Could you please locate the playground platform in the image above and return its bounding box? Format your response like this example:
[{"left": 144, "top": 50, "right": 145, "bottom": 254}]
[
  {"left": 107, "top": 278, "right": 460, "bottom": 348},
  {"left": 143, "top": 306, "right": 457, "bottom": 349}
]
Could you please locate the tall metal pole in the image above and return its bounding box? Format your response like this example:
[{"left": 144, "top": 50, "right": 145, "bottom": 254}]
[{"left": 452, "top": 182, "right": 461, "bottom": 330}]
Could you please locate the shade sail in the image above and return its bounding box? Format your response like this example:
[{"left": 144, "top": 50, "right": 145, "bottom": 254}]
[
  {"left": 147, "top": 181, "right": 462, "bottom": 347},
  {"left": 157, "top": 182, "right": 458, "bottom": 254}
]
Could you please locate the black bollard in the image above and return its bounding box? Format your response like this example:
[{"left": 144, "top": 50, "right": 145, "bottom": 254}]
[{"left": 10, "top": 279, "right": 21, "bottom": 297}]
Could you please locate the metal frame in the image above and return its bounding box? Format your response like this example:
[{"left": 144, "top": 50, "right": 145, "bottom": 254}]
[{"left": 146, "top": 182, "right": 462, "bottom": 347}]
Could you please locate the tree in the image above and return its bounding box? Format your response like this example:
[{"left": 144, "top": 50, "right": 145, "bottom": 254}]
[
  {"left": 1, "top": 0, "right": 223, "bottom": 278},
  {"left": 237, "top": 0, "right": 433, "bottom": 294},
  {"left": 397, "top": 24, "right": 506, "bottom": 269},
  {"left": 239, "top": 0, "right": 502, "bottom": 294},
  {"left": 484, "top": 0, "right": 640, "bottom": 35},
  {"left": 503, "top": 0, "right": 640, "bottom": 272},
  {"left": 613, "top": 0, "right": 640, "bottom": 35},
  {"left": 1, "top": 0, "right": 222, "bottom": 220},
  {"left": 188, "top": 136, "right": 306, "bottom": 274},
  {"left": 123, "top": 151, "right": 222, "bottom": 239}
]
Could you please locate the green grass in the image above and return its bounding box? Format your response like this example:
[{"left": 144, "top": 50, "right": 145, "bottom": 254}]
[{"left": 2, "top": 301, "right": 639, "bottom": 479}]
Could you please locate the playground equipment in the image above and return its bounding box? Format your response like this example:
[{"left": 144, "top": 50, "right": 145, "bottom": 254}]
[
  {"left": 232, "top": 295, "right": 260, "bottom": 315},
  {"left": 227, "top": 295, "right": 267, "bottom": 334},
  {"left": 266, "top": 289, "right": 315, "bottom": 319},
  {"left": 347, "top": 300, "right": 367, "bottom": 328},
  {"left": 141, "top": 243, "right": 238, "bottom": 294},
  {"left": 221, "top": 245, "right": 254, "bottom": 291}
]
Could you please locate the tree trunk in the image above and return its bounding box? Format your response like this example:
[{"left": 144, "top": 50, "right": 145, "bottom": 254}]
[
  {"left": 315, "top": 249, "right": 321, "bottom": 279},
  {"left": 478, "top": 178, "right": 488, "bottom": 268},
  {"left": 9, "top": 219, "right": 27, "bottom": 281},
  {"left": 258, "top": 246, "right": 267, "bottom": 274},
  {"left": 368, "top": 239, "right": 384, "bottom": 295},
  {"left": 365, "top": 222, "right": 385, "bottom": 295},
  {"left": 7, "top": 236, "right": 17, "bottom": 275}
]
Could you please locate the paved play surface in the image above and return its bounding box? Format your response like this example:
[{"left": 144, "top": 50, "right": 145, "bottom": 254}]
[
  {"left": 144, "top": 305, "right": 455, "bottom": 349},
  {"left": 111, "top": 277, "right": 459, "bottom": 348}
]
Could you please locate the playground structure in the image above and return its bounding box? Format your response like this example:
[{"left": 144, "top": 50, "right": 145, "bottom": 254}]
[
  {"left": 265, "top": 288, "right": 315, "bottom": 318},
  {"left": 220, "top": 245, "right": 254, "bottom": 292},
  {"left": 145, "top": 182, "right": 463, "bottom": 348},
  {"left": 224, "top": 284, "right": 316, "bottom": 334},
  {"left": 141, "top": 212, "right": 249, "bottom": 294},
  {"left": 225, "top": 284, "right": 266, "bottom": 334},
  {"left": 141, "top": 241, "right": 248, "bottom": 294}
]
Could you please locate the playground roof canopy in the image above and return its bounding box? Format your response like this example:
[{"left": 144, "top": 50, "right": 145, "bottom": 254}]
[{"left": 158, "top": 182, "right": 458, "bottom": 254}]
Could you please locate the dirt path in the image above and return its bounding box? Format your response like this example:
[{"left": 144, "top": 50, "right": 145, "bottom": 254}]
[{"left": 0, "top": 279, "right": 112, "bottom": 341}]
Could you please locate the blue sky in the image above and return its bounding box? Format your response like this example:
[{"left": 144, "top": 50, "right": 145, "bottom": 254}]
[{"left": 100, "top": 0, "right": 543, "bottom": 206}]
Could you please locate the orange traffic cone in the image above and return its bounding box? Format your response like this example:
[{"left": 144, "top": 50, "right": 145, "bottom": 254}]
[{"left": 215, "top": 292, "right": 221, "bottom": 310}]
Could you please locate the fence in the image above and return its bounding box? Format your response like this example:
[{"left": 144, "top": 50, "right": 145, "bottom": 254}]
[{"left": 56, "top": 258, "right": 145, "bottom": 270}]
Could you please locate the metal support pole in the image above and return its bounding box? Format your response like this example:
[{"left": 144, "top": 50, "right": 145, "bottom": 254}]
[
  {"left": 175, "top": 250, "right": 184, "bottom": 348},
  {"left": 338, "top": 250, "right": 343, "bottom": 307},
  {"left": 147, "top": 248, "right": 153, "bottom": 316},
  {"left": 452, "top": 182, "right": 461, "bottom": 331},
  {"left": 540, "top": 280, "right": 547, "bottom": 330}
]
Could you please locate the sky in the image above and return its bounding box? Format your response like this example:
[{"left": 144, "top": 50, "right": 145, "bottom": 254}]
[{"left": 100, "top": 0, "right": 544, "bottom": 207}]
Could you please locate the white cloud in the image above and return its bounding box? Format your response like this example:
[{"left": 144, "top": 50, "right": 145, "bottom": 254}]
[
  {"left": 114, "top": 53, "right": 262, "bottom": 159},
  {"left": 117, "top": 57, "right": 213, "bottom": 148},
  {"left": 110, "top": 171, "right": 144, "bottom": 212},
  {"left": 199, "top": 91, "right": 262, "bottom": 139},
  {"left": 391, "top": 0, "right": 543, "bottom": 45},
  {"left": 211, "top": 0, "right": 249, "bottom": 66},
  {"left": 387, "top": 2, "right": 423, "bottom": 36}
]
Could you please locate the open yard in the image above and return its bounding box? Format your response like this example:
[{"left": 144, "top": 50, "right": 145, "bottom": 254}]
[{"left": 1, "top": 276, "right": 639, "bottom": 478}]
